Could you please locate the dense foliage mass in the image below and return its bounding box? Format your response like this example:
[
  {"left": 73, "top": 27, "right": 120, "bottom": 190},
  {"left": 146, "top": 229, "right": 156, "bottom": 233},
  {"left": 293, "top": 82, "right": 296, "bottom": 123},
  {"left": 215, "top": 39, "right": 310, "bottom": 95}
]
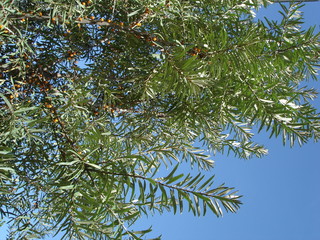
[{"left": 0, "top": 0, "right": 319, "bottom": 239}]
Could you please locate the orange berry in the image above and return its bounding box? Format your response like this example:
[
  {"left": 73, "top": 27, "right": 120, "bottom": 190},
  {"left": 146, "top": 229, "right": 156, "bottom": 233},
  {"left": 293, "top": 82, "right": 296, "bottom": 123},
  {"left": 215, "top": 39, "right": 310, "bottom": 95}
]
[
  {"left": 135, "top": 22, "right": 142, "bottom": 27},
  {"left": 152, "top": 37, "right": 157, "bottom": 41},
  {"left": 107, "top": 19, "right": 112, "bottom": 23},
  {"left": 81, "top": 2, "right": 86, "bottom": 5},
  {"left": 194, "top": 47, "right": 201, "bottom": 53},
  {"left": 53, "top": 118, "right": 59, "bottom": 123},
  {"left": 100, "top": 18, "right": 105, "bottom": 21},
  {"left": 39, "top": 12, "right": 43, "bottom": 17},
  {"left": 119, "top": 22, "right": 124, "bottom": 26},
  {"left": 89, "top": 16, "right": 95, "bottom": 20}
]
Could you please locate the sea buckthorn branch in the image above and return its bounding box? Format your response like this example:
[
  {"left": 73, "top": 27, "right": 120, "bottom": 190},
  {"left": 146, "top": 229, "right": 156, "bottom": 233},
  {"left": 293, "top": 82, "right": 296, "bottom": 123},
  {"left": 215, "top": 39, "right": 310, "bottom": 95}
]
[
  {"left": 5, "top": 12, "right": 177, "bottom": 48},
  {"left": 85, "top": 167, "right": 241, "bottom": 216}
]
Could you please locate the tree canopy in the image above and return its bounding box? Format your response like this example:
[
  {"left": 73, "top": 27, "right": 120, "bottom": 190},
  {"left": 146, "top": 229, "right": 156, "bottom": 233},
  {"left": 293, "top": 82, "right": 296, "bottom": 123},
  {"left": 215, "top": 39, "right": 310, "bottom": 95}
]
[{"left": 0, "top": 0, "right": 319, "bottom": 239}]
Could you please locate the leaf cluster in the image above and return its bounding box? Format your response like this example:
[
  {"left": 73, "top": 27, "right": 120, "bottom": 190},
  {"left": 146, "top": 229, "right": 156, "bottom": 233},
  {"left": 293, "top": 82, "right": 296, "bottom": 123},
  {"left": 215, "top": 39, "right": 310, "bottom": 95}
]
[{"left": 0, "top": 0, "right": 319, "bottom": 239}]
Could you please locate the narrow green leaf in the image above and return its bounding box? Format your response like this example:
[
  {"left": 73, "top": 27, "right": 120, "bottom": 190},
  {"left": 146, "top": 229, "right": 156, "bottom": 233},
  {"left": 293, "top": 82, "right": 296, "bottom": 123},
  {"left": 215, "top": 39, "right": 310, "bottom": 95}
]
[
  {"left": 85, "top": 162, "right": 101, "bottom": 170},
  {"left": 128, "top": 9, "right": 140, "bottom": 17},
  {"left": 57, "top": 160, "right": 80, "bottom": 166},
  {"left": 0, "top": 93, "right": 13, "bottom": 112},
  {"left": 59, "top": 185, "right": 75, "bottom": 190},
  {"left": 170, "top": 189, "right": 177, "bottom": 214},
  {"left": 159, "top": 184, "right": 167, "bottom": 205},
  {"left": 165, "top": 173, "right": 184, "bottom": 185},
  {"left": 178, "top": 191, "right": 183, "bottom": 213}
]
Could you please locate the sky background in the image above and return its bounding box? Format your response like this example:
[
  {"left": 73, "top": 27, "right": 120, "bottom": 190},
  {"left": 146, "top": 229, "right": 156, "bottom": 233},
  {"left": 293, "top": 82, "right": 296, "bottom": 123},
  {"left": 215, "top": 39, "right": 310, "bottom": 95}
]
[{"left": 1, "top": 2, "right": 319, "bottom": 240}]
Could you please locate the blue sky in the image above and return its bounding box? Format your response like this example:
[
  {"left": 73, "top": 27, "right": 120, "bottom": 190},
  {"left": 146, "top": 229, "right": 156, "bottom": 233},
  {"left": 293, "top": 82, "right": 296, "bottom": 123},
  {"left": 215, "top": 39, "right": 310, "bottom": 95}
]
[
  {"left": 133, "top": 134, "right": 320, "bottom": 240},
  {"left": 1, "top": 2, "right": 319, "bottom": 240}
]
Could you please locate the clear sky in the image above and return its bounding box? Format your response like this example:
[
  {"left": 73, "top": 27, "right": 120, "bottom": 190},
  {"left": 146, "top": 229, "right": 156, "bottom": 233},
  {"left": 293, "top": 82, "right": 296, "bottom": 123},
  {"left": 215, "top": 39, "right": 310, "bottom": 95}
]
[{"left": 1, "top": 2, "right": 319, "bottom": 240}]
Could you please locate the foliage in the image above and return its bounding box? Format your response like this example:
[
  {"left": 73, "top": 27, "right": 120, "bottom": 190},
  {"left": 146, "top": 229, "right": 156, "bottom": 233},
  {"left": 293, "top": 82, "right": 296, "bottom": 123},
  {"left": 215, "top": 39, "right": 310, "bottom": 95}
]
[{"left": 0, "top": 0, "right": 319, "bottom": 239}]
